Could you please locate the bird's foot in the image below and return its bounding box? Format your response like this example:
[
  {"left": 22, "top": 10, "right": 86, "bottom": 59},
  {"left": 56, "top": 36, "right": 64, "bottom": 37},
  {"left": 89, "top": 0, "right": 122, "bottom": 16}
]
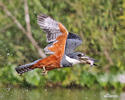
[
  {"left": 42, "top": 67, "right": 48, "bottom": 75},
  {"left": 42, "top": 70, "right": 48, "bottom": 75}
]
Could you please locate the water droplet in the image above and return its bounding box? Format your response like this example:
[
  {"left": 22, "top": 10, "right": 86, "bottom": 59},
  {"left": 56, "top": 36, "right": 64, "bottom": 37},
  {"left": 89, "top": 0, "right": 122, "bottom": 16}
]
[
  {"left": 7, "top": 53, "right": 10, "bottom": 56},
  {"left": 44, "top": 89, "right": 47, "bottom": 92},
  {"left": 7, "top": 88, "right": 11, "bottom": 91}
]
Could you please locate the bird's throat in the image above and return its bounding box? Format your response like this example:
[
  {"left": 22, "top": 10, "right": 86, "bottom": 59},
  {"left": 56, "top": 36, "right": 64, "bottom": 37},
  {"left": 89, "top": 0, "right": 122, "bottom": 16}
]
[{"left": 65, "top": 56, "right": 80, "bottom": 65}]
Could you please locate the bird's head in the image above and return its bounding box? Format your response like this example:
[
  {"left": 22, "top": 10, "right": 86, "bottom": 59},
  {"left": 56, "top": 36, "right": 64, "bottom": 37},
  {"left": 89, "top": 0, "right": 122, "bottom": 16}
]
[{"left": 67, "top": 52, "right": 96, "bottom": 66}]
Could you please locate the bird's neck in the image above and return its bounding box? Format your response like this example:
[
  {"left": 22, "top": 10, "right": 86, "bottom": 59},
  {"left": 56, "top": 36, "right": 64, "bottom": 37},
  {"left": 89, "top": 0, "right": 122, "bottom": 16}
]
[
  {"left": 60, "top": 55, "right": 80, "bottom": 67},
  {"left": 65, "top": 56, "right": 80, "bottom": 65}
]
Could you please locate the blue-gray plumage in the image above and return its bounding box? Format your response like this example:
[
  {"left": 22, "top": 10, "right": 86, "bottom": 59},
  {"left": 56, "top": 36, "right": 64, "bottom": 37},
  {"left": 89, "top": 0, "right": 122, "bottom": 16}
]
[
  {"left": 61, "top": 32, "right": 96, "bottom": 67},
  {"left": 65, "top": 32, "right": 82, "bottom": 55}
]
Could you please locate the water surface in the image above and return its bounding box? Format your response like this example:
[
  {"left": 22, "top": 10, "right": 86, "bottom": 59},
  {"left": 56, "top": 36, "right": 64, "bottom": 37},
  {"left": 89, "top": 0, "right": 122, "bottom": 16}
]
[{"left": 0, "top": 87, "right": 124, "bottom": 100}]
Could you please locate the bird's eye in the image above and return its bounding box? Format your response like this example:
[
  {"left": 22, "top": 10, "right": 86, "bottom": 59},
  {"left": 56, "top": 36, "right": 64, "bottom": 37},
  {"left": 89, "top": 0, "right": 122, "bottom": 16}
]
[{"left": 77, "top": 54, "right": 82, "bottom": 57}]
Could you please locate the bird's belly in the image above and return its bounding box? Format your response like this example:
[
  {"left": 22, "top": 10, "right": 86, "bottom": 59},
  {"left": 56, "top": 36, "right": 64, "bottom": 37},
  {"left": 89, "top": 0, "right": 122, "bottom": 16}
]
[{"left": 33, "top": 55, "right": 62, "bottom": 71}]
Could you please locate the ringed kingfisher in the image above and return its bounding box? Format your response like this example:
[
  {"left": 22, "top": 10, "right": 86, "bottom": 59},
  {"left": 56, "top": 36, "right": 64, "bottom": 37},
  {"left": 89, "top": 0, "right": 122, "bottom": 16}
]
[{"left": 15, "top": 14, "right": 97, "bottom": 75}]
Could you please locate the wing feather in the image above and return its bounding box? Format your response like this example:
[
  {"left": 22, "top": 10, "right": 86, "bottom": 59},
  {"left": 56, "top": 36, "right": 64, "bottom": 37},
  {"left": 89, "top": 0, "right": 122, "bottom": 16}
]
[
  {"left": 37, "top": 14, "right": 68, "bottom": 56},
  {"left": 65, "top": 32, "right": 82, "bottom": 54},
  {"left": 37, "top": 14, "right": 62, "bottom": 43}
]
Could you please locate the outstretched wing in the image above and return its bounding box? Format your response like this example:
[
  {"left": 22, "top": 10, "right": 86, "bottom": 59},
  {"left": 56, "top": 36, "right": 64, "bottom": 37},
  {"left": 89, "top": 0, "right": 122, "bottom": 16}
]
[
  {"left": 65, "top": 32, "right": 82, "bottom": 55},
  {"left": 37, "top": 14, "right": 68, "bottom": 55}
]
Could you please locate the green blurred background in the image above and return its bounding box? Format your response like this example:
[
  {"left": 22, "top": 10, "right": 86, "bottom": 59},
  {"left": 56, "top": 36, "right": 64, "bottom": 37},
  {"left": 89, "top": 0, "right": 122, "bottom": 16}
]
[{"left": 0, "top": 0, "right": 125, "bottom": 90}]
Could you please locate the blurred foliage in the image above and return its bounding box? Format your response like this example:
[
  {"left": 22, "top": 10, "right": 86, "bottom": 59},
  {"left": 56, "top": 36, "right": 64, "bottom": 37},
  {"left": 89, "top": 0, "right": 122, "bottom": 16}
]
[{"left": 0, "top": 0, "right": 125, "bottom": 90}]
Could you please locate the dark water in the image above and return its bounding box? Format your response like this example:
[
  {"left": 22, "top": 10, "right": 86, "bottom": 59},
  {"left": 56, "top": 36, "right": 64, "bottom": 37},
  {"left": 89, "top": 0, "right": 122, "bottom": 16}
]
[{"left": 0, "top": 87, "right": 124, "bottom": 100}]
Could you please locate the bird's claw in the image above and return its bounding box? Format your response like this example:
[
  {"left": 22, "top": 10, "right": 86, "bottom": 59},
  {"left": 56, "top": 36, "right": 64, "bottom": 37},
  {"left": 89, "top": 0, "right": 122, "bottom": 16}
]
[
  {"left": 42, "top": 67, "right": 48, "bottom": 75},
  {"left": 42, "top": 70, "right": 48, "bottom": 75}
]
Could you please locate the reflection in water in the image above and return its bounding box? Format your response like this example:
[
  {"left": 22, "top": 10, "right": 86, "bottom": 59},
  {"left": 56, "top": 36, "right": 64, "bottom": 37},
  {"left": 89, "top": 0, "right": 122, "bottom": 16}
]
[
  {"left": 120, "top": 92, "right": 125, "bottom": 100},
  {"left": 0, "top": 87, "right": 124, "bottom": 100}
]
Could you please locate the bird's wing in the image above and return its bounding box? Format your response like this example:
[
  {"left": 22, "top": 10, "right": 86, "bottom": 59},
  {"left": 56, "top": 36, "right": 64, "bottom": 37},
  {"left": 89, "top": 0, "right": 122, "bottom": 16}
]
[
  {"left": 37, "top": 14, "right": 68, "bottom": 55},
  {"left": 65, "top": 32, "right": 82, "bottom": 55}
]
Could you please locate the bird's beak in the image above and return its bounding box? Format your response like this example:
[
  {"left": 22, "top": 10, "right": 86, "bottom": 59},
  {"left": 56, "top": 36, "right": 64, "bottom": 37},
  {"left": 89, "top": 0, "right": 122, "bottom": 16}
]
[{"left": 79, "top": 55, "right": 95, "bottom": 66}]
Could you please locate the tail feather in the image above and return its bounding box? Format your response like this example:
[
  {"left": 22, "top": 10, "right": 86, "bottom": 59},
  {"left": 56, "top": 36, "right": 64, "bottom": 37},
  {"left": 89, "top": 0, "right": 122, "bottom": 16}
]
[{"left": 15, "top": 59, "right": 41, "bottom": 75}]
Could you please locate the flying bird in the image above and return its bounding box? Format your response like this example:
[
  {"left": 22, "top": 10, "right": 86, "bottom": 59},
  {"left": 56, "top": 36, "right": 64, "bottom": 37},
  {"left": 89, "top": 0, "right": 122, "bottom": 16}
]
[{"left": 15, "top": 14, "right": 96, "bottom": 75}]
